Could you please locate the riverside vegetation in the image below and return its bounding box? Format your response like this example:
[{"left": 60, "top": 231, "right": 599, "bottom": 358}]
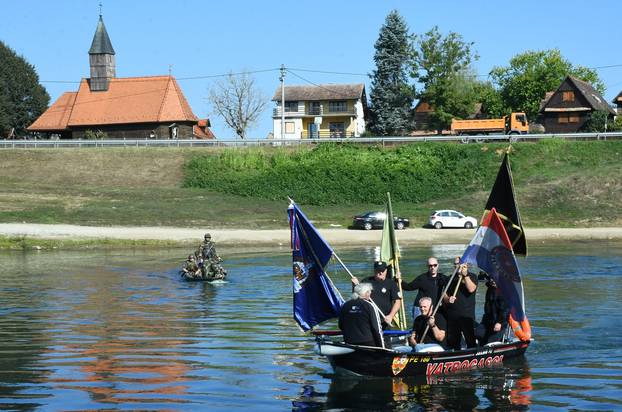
[{"left": 0, "top": 139, "right": 620, "bottom": 249}]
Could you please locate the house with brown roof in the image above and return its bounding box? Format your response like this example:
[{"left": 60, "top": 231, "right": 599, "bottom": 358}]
[
  {"left": 271, "top": 84, "right": 367, "bottom": 139},
  {"left": 538, "top": 76, "right": 616, "bottom": 133},
  {"left": 28, "top": 15, "right": 213, "bottom": 140}
]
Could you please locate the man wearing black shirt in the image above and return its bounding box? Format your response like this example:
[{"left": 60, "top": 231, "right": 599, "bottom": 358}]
[
  {"left": 476, "top": 276, "right": 509, "bottom": 344},
  {"left": 351, "top": 261, "right": 401, "bottom": 328},
  {"left": 443, "top": 259, "right": 478, "bottom": 350},
  {"left": 401, "top": 257, "right": 448, "bottom": 319},
  {"left": 409, "top": 296, "right": 447, "bottom": 347},
  {"left": 338, "top": 283, "right": 384, "bottom": 347}
]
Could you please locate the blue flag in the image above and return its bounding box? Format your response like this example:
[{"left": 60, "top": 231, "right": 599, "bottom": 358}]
[{"left": 288, "top": 202, "right": 344, "bottom": 331}]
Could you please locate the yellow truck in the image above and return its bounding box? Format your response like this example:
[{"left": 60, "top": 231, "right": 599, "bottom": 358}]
[{"left": 451, "top": 112, "right": 529, "bottom": 135}]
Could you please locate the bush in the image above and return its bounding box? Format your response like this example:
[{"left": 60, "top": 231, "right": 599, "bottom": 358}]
[{"left": 84, "top": 129, "right": 108, "bottom": 140}]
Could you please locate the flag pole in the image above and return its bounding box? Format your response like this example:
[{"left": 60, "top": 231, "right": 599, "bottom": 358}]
[{"left": 386, "top": 192, "right": 407, "bottom": 330}]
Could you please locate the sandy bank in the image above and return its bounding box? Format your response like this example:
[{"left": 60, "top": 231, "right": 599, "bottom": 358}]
[{"left": 1, "top": 223, "right": 622, "bottom": 246}]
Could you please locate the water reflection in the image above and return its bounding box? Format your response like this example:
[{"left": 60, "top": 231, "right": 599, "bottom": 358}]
[
  {"left": 0, "top": 244, "right": 621, "bottom": 410},
  {"left": 293, "top": 360, "right": 532, "bottom": 411}
]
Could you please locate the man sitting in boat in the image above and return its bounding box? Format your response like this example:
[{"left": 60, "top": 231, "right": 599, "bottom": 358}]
[
  {"left": 408, "top": 296, "right": 447, "bottom": 348},
  {"left": 181, "top": 254, "right": 201, "bottom": 279},
  {"left": 400, "top": 256, "right": 448, "bottom": 319},
  {"left": 338, "top": 283, "right": 384, "bottom": 348},
  {"left": 475, "top": 273, "right": 509, "bottom": 345},
  {"left": 350, "top": 261, "right": 402, "bottom": 330}
]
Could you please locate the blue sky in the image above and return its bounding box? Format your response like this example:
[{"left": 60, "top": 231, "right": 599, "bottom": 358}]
[{"left": 2, "top": 0, "right": 621, "bottom": 138}]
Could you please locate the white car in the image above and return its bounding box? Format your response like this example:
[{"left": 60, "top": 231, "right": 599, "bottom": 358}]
[{"left": 428, "top": 210, "right": 477, "bottom": 229}]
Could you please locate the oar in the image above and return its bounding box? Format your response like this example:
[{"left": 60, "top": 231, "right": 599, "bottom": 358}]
[{"left": 417, "top": 265, "right": 460, "bottom": 345}]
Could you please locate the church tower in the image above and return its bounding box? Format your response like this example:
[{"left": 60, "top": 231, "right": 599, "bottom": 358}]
[{"left": 88, "top": 14, "right": 116, "bottom": 91}]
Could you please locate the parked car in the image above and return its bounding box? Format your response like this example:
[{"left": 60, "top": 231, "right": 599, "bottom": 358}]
[
  {"left": 352, "top": 211, "right": 410, "bottom": 230},
  {"left": 428, "top": 210, "right": 477, "bottom": 229}
]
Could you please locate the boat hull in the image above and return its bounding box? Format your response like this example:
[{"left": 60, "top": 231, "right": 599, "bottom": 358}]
[{"left": 318, "top": 340, "right": 530, "bottom": 377}]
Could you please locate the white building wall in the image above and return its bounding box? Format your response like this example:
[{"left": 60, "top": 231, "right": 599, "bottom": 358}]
[{"left": 272, "top": 101, "right": 304, "bottom": 139}]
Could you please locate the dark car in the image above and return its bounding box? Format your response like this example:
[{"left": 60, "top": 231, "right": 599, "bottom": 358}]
[{"left": 352, "top": 211, "right": 410, "bottom": 230}]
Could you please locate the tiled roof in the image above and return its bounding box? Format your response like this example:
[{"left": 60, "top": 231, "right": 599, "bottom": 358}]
[
  {"left": 271, "top": 83, "right": 365, "bottom": 101},
  {"left": 29, "top": 76, "right": 198, "bottom": 131},
  {"left": 27, "top": 92, "right": 77, "bottom": 131},
  {"left": 613, "top": 91, "right": 622, "bottom": 104}
]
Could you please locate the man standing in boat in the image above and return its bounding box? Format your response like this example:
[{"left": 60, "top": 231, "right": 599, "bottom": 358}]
[
  {"left": 196, "top": 233, "right": 227, "bottom": 281},
  {"left": 443, "top": 258, "right": 478, "bottom": 350},
  {"left": 408, "top": 296, "right": 447, "bottom": 347},
  {"left": 400, "top": 256, "right": 448, "bottom": 319},
  {"left": 350, "top": 261, "right": 402, "bottom": 329},
  {"left": 475, "top": 273, "right": 509, "bottom": 345},
  {"left": 338, "top": 283, "right": 384, "bottom": 348}
]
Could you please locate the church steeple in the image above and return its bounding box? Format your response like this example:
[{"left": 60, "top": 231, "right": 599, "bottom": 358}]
[{"left": 88, "top": 14, "right": 116, "bottom": 91}]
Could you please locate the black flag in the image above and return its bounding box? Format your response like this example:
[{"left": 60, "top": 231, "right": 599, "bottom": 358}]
[{"left": 484, "top": 151, "right": 527, "bottom": 255}]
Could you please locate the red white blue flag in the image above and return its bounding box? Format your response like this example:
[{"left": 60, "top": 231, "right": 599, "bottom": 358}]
[{"left": 461, "top": 208, "right": 526, "bottom": 321}]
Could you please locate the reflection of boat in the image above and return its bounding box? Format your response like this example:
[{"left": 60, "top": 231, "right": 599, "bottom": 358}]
[{"left": 314, "top": 336, "right": 529, "bottom": 377}]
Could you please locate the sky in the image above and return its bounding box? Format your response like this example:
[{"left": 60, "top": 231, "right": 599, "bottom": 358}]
[{"left": 2, "top": 0, "right": 621, "bottom": 139}]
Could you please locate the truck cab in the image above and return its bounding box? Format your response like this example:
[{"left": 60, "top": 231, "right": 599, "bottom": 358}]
[{"left": 506, "top": 112, "right": 529, "bottom": 134}]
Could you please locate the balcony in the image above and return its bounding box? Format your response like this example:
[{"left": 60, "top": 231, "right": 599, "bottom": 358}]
[
  {"left": 273, "top": 107, "right": 356, "bottom": 117},
  {"left": 301, "top": 130, "right": 355, "bottom": 139}
]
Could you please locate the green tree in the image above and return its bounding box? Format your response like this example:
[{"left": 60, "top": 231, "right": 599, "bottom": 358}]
[
  {"left": 368, "top": 10, "right": 415, "bottom": 136},
  {"left": 490, "top": 49, "right": 602, "bottom": 121},
  {"left": 472, "top": 80, "right": 505, "bottom": 118},
  {"left": 0, "top": 41, "right": 50, "bottom": 137},
  {"left": 412, "top": 26, "right": 478, "bottom": 133},
  {"left": 581, "top": 110, "right": 617, "bottom": 133}
]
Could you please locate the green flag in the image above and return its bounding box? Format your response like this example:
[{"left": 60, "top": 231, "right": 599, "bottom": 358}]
[{"left": 380, "top": 192, "right": 407, "bottom": 330}]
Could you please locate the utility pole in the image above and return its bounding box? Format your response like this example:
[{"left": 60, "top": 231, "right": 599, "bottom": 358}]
[{"left": 280, "top": 64, "right": 286, "bottom": 140}]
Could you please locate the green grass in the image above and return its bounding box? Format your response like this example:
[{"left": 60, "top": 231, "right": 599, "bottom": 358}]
[
  {"left": 0, "top": 140, "right": 621, "bottom": 234},
  {"left": 0, "top": 235, "right": 189, "bottom": 250}
]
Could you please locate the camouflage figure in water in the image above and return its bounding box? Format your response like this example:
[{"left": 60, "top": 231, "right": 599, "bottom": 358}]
[
  {"left": 196, "top": 233, "right": 227, "bottom": 281},
  {"left": 181, "top": 254, "right": 201, "bottom": 279}
]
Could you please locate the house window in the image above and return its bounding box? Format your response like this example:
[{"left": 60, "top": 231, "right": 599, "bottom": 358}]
[
  {"left": 328, "top": 101, "right": 347, "bottom": 112},
  {"left": 562, "top": 91, "right": 575, "bottom": 102},
  {"left": 329, "top": 122, "right": 345, "bottom": 137},
  {"left": 558, "top": 114, "right": 580, "bottom": 124},
  {"left": 285, "top": 122, "right": 295, "bottom": 134},
  {"left": 284, "top": 101, "right": 298, "bottom": 112}
]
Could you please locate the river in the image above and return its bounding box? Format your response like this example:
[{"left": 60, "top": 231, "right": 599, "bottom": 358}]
[{"left": 1, "top": 242, "right": 621, "bottom": 411}]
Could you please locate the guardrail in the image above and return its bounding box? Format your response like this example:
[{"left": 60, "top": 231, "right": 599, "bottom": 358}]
[{"left": 1, "top": 132, "right": 621, "bottom": 149}]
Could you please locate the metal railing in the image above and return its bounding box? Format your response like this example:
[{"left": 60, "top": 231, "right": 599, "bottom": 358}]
[
  {"left": 1, "top": 132, "right": 621, "bottom": 149},
  {"left": 272, "top": 107, "right": 356, "bottom": 117}
]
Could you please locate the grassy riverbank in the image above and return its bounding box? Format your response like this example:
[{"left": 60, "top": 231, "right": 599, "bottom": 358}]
[{"left": 0, "top": 140, "right": 620, "bottom": 230}]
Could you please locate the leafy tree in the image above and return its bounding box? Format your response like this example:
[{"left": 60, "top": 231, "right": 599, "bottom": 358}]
[
  {"left": 472, "top": 80, "right": 505, "bottom": 118},
  {"left": 0, "top": 41, "right": 50, "bottom": 137},
  {"left": 581, "top": 110, "right": 617, "bottom": 132},
  {"left": 368, "top": 10, "right": 415, "bottom": 136},
  {"left": 411, "top": 26, "right": 478, "bottom": 133},
  {"left": 490, "top": 49, "right": 603, "bottom": 121},
  {"left": 208, "top": 72, "right": 267, "bottom": 139}
]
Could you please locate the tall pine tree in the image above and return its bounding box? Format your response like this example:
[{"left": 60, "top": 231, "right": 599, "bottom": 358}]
[
  {"left": 0, "top": 41, "right": 50, "bottom": 137},
  {"left": 368, "top": 10, "right": 414, "bottom": 136}
]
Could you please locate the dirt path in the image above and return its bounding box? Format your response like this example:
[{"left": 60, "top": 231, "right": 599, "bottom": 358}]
[{"left": 2, "top": 223, "right": 622, "bottom": 246}]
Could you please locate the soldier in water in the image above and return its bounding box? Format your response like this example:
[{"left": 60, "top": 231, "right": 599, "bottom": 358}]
[
  {"left": 196, "top": 233, "right": 227, "bottom": 281},
  {"left": 181, "top": 254, "right": 201, "bottom": 279}
]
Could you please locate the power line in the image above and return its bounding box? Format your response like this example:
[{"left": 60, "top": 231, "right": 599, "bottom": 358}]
[
  {"left": 286, "top": 67, "right": 369, "bottom": 76},
  {"left": 285, "top": 69, "right": 362, "bottom": 99}
]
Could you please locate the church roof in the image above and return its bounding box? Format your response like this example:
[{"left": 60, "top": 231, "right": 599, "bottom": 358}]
[
  {"left": 28, "top": 76, "right": 198, "bottom": 131},
  {"left": 89, "top": 15, "right": 115, "bottom": 55}
]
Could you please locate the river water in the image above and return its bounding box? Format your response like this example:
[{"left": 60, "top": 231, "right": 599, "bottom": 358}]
[{"left": 1, "top": 242, "right": 621, "bottom": 411}]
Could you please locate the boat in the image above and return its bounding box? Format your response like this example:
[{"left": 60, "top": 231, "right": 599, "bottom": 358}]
[
  {"left": 313, "top": 331, "right": 529, "bottom": 377},
  {"left": 287, "top": 150, "right": 532, "bottom": 378}
]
